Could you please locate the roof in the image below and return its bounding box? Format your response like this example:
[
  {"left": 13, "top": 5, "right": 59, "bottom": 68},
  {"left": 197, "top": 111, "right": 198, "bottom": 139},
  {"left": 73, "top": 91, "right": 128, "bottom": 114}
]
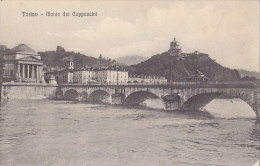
[{"left": 11, "top": 44, "right": 38, "bottom": 55}]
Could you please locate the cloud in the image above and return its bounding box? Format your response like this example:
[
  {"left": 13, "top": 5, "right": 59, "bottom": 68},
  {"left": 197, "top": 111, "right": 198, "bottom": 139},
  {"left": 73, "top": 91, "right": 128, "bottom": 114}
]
[{"left": 0, "top": 1, "right": 259, "bottom": 71}]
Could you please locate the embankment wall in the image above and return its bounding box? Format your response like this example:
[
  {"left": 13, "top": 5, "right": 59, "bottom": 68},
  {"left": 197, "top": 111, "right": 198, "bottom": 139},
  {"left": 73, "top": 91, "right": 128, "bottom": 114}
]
[{"left": 0, "top": 83, "right": 58, "bottom": 100}]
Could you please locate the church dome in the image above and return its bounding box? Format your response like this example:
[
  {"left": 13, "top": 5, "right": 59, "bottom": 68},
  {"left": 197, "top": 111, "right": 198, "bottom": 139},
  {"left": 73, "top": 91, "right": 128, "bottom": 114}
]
[{"left": 11, "top": 44, "right": 38, "bottom": 55}]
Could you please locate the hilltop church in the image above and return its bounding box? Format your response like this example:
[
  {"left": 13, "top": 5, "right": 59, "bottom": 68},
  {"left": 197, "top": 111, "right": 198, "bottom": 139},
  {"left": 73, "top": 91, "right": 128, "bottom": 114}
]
[
  {"left": 169, "top": 37, "right": 182, "bottom": 57},
  {"left": 1, "top": 44, "right": 43, "bottom": 83}
]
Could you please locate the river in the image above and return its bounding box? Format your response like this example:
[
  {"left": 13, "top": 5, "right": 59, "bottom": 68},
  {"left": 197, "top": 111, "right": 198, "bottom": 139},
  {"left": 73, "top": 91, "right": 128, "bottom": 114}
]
[{"left": 0, "top": 99, "right": 259, "bottom": 166}]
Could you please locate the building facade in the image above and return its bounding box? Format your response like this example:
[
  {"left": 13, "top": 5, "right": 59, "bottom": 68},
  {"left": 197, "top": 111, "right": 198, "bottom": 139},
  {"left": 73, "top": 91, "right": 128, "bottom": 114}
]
[
  {"left": 183, "top": 70, "right": 208, "bottom": 83},
  {"left": 73, "top": 68, "right": 96, "bottom": 84},
  {"left": 128, "top": 74, "right": 167, "bottom": 84},
  {"left": 52, "top": 59, "right": 75, "bottom": 84},
  {"left": 96, "top": 69, "right": 128, "bottom": 84},
  {"left": 55, "top": 69, "right": 74, "bottom": 84},
  {"left": 1, "top": 44, "right": 43, "bottom": 83}
]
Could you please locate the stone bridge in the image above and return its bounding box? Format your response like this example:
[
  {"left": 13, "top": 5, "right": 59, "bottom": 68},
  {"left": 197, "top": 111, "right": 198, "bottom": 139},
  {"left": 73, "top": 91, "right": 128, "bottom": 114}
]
[{"left": 58, "top": 83, "right": 260, "bottom": 119}]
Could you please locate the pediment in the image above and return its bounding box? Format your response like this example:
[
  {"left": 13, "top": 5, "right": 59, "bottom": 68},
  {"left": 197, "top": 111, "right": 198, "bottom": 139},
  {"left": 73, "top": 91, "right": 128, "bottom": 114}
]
[{"left": 19, "top": 56, "right": 41, "bottom": 62}]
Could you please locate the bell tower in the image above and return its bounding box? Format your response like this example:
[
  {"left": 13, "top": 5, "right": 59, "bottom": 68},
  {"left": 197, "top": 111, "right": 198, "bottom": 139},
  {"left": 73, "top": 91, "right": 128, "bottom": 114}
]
[{"left": 68, "top": 58, "right": 74, "bottom": 70}]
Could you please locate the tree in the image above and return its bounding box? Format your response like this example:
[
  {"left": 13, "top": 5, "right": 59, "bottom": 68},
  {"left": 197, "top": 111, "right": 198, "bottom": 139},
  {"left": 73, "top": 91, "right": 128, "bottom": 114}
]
[{"left": 56, "top": 46, "right": 65, "bottom": 52}]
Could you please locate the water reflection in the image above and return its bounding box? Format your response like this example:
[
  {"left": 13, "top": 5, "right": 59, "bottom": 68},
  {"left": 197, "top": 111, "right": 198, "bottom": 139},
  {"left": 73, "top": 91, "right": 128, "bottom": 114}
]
[{"left": 204, "top": 98, "right": 256, "bottom": 118}]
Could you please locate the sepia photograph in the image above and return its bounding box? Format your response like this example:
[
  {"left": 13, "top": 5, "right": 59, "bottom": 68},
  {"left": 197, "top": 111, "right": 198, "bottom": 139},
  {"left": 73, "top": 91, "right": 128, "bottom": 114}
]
[{"left": 0, "top": 0, "right": 259, "bottom": 165}]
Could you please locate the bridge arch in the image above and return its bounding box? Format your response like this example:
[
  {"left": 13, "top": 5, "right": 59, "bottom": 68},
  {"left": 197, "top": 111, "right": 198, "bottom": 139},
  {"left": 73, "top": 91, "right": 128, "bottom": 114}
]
[
  {"left": 88, "top": 90, "right": 110, "bottom": 102},
  {"left": 64, "top": 89, "right": 79, "bottom": 101},
  {"left": 124, "top": 91, "right": 160, "bottom": 105},
  {"left": 181, "top": 90, "right": 256, "bottom": 115},
  {"left": 182, "top": 92, "right": 221, "bottom": 110}
]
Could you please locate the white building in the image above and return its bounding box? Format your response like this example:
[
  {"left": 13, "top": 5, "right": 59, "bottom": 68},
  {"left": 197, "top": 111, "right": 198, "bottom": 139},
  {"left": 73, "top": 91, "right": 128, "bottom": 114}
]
[
  {"left": 1, "top": 44, "right": 43, "bottom": 83},
  {"left": 96, "top": 69, "right": 128, "bottom": 84},
  {"left": 73, "top": 68, "right": 96, "bottom": 84}
]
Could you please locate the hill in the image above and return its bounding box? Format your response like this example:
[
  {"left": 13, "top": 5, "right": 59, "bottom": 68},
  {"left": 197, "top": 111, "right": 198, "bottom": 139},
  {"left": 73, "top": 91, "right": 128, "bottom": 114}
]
[
  {"left": 38, "top": 46, "right": 116, "bottom": 70},
  {"left": 128, "top": 51, "right": 240, "bottom": 81},
  {"left": 237, "top": 69, "right": 259, "bottom": 79},
  {"left": 115, "top": 55, "right": 148, "bottom": 66}
]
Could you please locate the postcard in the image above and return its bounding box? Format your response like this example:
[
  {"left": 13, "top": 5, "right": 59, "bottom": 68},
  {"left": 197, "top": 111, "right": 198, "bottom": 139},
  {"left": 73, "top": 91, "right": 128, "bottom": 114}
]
[{"left": 0, "top": 0, "right": 259, "bottom": 166}]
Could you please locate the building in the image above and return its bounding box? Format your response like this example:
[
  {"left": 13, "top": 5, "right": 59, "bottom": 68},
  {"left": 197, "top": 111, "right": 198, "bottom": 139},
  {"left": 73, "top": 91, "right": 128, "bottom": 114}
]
[
  {"left": 169, "top": 37, "right": 182, "bottom": 57},
  {"left": 1, "top": 44, "right": 43, "bottom": 83},
  {"left": 55, "top": 69, "right": 74, "bottom": 84},
  {"left": 46, "top": 69, "right": 73, "bottom": 84},
  {"left": 128, "top": 74, "right": 143, "bottom": 83},
  {"left": 96, "top": 68, "right": 128, "bottom": 84},
  {"left": 183, "top": 70, "right": 208, "bottom": 82},
  {"left": 73, "top": 68, "right": 96, "bottom": 84},
  {"left": 53, "top": 59, "right": 74, "bottom": 84},
  {"left": 67, "top": 58, "right": 74, "bottom": 69},
  {"left": 44, "top": 74, "right": 57, "bottom": 84},
  {"left": 0, "top": 45, "right": 7, "bottom": 51},
  {"left": 128, "top": 74, "right": 167, "bottom": 84},
  {"left": 50, "top": 59, "right": 74, "bottom": 84}
]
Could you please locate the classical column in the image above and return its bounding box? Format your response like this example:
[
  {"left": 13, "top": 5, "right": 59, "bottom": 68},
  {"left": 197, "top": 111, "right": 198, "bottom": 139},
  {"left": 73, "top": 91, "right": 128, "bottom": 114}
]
[
  {"left": 32, "top": 65, "right": 35, "bottom": 79},
  {"left": 34, "top": 65, "right": 37, "bottom": 79},
  {"left": 29, "top": 65, "right": 33, "bottom": 78},
  {"left": 36, "top": 65, "right": 39, "bottom": 82},
  {"left": 17, "top": 63, "right": 20, "bottom": 78},
  {"left": 39, "top": 66, "right": 42, "bottom": 81},
  {"left": 22, "top": 64, "right": 25, "bottom": 78},
  {"left": 27, "top": 64, "right": 30, "bottom": 78}
]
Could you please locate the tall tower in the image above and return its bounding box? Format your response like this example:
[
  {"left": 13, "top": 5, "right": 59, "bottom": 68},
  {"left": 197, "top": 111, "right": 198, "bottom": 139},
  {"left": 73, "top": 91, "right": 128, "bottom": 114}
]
[
  {"left": 169, "top": 37, "right": 182, "bottom": 56},
  {"left": 68, "top": 58, "right": 74, "bottom": 70}
]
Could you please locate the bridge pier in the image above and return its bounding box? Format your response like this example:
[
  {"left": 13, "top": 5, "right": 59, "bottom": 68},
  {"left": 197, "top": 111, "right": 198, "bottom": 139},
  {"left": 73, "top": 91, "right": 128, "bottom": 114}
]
[
  {"left": 55, "top": 88, "right": 64, "bottom": 100},
  {"left": 161, "top": 94, "right": 181, "bottom": 111},
  {"left": 256, "top": 108, "right": 260, "bottom": 120},
  {"left": 77, "top": 91, "right": 88, "bottom": 102},
  {"left": 78, "top": 93, "right": 87, "bottom": 102},
  {"left": 111, "top": 93, "right": 124, "bottom": 105},
  {"left": 254, "top": 88, "right": 260, "bottom": 119}
]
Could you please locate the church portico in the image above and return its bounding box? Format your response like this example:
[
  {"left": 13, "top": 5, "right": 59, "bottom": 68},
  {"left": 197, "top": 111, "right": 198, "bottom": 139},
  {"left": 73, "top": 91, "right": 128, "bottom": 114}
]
[
  {"left": 17, "top": 62, "right": 43, "bottom": 82},
  {"left": 1, "top": 44, "right": 43, "bottom": 83}
]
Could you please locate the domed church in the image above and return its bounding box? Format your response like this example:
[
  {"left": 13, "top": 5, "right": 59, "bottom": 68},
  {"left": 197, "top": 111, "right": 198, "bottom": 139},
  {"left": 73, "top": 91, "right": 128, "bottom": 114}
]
[{"left": 1, "top": 44, "right": 43, "bottom": 83}]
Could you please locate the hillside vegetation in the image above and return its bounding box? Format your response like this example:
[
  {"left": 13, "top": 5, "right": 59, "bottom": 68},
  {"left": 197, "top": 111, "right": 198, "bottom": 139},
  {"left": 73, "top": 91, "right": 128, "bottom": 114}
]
[
  {"left": 128, "top": 51, "right": 240, "bottom": 81},
  {"left": 39, "top": 46, "right": 116, "bottom": 70},
  {"left": 115, "top": 56, "right": 148, "bottom": 65}
]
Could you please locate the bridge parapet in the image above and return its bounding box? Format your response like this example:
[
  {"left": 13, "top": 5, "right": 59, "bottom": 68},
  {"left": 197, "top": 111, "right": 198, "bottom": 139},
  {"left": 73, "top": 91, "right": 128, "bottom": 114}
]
[{"left": 59, "top": 83, "right": 257, "bottom": 89}]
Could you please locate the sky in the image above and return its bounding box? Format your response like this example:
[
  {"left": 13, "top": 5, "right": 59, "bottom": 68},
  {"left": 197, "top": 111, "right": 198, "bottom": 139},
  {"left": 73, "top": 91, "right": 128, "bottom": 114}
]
[{"left": 0, "top": 0, "right": 259, "bottom": 71}]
